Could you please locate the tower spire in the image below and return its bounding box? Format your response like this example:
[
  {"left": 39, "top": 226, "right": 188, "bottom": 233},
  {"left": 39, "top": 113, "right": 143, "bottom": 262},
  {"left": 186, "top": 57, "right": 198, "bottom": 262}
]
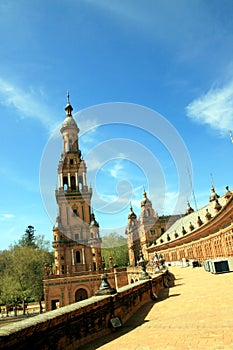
[
  {"left": 65, "top": 91, "right": 73, "bottom": 116},
  {"left": 67, "top": 90, "right": 70, "bottom": 104}
]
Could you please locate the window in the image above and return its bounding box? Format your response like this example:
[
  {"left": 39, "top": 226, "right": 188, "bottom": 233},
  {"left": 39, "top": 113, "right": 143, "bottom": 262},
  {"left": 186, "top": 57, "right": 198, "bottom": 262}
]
[
  {"left": 71, "top": 176, "right": 76, "bottom": 190},
  {"left": 76, "top": 251, "right": 81, "bottom": 263},
  {"left": 69, "top": 139, "right": 73, "bottom": 151},
  {"left": 72, "top": 209, "right": 78, "bottom": 216},
  {"left": 63, "top": 176, "right": 68, "bottom": 190},
  {"left": 70, "top": 159, "right": 74, "bottom": 165}
]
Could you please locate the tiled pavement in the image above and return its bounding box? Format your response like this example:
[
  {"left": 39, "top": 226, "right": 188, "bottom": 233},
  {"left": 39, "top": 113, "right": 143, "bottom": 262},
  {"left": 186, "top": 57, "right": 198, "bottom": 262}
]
[{"left": 82, "top": 266, "right": 233, "bottom": 350}]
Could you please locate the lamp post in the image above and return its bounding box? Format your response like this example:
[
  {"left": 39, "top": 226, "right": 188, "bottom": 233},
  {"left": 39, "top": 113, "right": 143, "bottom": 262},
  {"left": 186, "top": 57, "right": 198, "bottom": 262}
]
[{"left": 138, "top": 251, "right": 150, "bottom": 280}]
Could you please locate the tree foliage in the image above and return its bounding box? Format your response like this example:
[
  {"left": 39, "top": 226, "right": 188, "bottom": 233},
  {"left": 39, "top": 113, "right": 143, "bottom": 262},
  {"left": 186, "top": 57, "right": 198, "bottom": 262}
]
[
  {"left": 17, "top": 225, "right": 37, "bottom": 248},
  {"left": 101, "top": 232, "right": 129, "bottom": 268},
  {"left": 0, "top": 227, "right": 53, "bottom": 313}
]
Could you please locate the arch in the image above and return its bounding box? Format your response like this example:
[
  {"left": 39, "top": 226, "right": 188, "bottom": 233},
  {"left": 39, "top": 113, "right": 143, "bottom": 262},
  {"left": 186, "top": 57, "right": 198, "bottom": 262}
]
[
  {"left": 76, "top": 250, "right": 81, "bottom": 263},
  {"left": 146, "top": 209, "right": 150, "bottom": 217},
  {"left": 71, "top": 176, "right": 76, "bottom": 190},
  {"left": 75, "top": 288, "right": 88, "bottom": 302},
  {"left": 78, "top": 175, "right": 83, "bottom": 190},
  {"left": 69, "top": 139, "right": 73, "bottom": 151},
  {"left": 63, "top": 176, "right": 68, "bottom": 190}
]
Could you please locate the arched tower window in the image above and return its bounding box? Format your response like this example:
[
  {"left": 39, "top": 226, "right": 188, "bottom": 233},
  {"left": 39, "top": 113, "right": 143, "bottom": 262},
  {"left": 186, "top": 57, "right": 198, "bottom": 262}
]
[
  {"left": 63, "top": 176, "right": 68, "bottom": 190},
  {"left": 78, "top": 176, "right": 83, "bottom": 190},
  {"left": 76, "top": 251, "right": 81, "bottom": 263},
  {"left": 146, "top": 209, "right": 150, "bottom": 217},
  {"left": 72, "top": 208, "right": 78, "bottom": 217},
  {"left": 71, "top": 176, "right": 76, "bottom": 190},
  {"left": 69, "top": 139, "right": 73, "bottom": 151}
]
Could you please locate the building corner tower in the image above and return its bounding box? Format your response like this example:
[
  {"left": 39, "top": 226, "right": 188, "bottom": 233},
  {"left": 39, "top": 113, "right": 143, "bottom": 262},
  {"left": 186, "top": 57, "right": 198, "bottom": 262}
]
[{"left": 52, "top": 94, "right": 102, "bottom": 275}]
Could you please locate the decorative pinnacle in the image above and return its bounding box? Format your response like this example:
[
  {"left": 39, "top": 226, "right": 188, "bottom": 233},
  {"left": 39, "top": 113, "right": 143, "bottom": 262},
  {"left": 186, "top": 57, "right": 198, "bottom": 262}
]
[
  {"left": 67, "top": 90, "right": 70, "bottom": 104},
  {"left": 65, "top": 90, "right": 73, "bottom": 116}
]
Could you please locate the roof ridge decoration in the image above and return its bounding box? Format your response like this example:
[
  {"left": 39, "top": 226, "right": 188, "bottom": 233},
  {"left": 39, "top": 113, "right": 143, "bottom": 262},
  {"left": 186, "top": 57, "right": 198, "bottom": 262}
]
[{"left": 153, "top": 186, "right": 233, "bottom": 247}]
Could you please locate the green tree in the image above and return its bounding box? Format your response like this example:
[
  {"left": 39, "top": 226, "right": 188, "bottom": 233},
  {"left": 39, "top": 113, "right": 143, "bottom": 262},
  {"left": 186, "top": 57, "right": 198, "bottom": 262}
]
[
  {"left": 17, "top": 225, "right": 37, "bottom": 249},
  {"left": 0, "top": 273, "right": 21, "bottom": 316},
  {"left": 0, "top": 228, "right": 54, "bottom": 315},
  {"left": 101, "top": 232, "right": 129, "bottom": 268},
  {"left": 0, "top": 250, "right": 12, "bottom": 276}
]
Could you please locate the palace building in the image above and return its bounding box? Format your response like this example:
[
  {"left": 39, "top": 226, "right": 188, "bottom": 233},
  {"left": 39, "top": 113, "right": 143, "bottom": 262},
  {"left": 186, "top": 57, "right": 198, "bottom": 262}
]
[
  {"left": 125, "top": 190, "right": 182, "bottom": 265},
  {"left": 147, "top": 186, "right": 233, "bottom": 265}
]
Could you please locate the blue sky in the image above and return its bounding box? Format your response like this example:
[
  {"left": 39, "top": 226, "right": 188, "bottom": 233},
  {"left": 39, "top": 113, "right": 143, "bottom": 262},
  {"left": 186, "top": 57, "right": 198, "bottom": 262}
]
[{"left": 0, "top": 0, "right": 233, "bottom": 250}]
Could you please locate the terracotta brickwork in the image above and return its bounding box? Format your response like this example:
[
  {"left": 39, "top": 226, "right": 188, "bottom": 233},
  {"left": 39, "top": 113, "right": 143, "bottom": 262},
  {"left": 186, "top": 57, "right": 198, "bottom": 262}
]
[
  {"left": 125, "top": 192, "right": 182, "bottom": 265},
  {"left": 44, "top": 97, "right": 103, "bottom": 311},
  {"left": 1, "top": 274, "right": 167, "bottom": 350},
  {"left": 148, "top": 187, "right": 233, "bottom": 264}
]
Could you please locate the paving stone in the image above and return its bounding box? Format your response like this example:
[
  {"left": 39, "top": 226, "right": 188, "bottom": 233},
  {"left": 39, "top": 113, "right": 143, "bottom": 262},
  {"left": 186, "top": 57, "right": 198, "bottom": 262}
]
[{"left": 81, "top": 266, "right": 233, "bottom": 350}]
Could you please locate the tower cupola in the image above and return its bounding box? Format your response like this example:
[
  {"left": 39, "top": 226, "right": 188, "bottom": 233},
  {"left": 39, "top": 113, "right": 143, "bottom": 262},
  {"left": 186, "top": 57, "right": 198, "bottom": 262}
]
[
  {"left": 60, "top": 92, "right": 79, "bottom": 153},
  {"left": 65, "top": 91, "right": 73, "bottom": 116},
  {"left": 128, "top": 204, "right": 137, "bottom": 220}
]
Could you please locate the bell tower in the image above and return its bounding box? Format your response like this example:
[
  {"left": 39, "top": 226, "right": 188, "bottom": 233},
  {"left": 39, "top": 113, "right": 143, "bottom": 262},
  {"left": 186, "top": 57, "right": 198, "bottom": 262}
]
[
  {"left": 139, "top": 190, "right": 159, "bottom": 258},
  {"left": 52, "top": 93, "right": 102, "bottom": 274},
  {"left": 125, "top": 204, "right": 141, "bottom": 266}
]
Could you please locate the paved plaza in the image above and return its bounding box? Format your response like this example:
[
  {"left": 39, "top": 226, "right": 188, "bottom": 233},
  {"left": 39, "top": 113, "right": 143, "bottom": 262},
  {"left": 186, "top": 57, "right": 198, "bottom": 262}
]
[{"left": 82, "top": 265, "right": 233, "bottom": 350}]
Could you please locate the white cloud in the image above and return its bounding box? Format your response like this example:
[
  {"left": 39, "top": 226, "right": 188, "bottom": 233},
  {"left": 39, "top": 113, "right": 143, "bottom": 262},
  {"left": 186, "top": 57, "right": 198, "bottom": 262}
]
[
  {"left": 109, "top": 160, "right": 123, "bottom": 179},
  {"left": 0, "top": 213, "right": 15, "bottom": 221},
  {"left": 186, "top": 80, "right": 233, "bottom": 135},
  {"left": 0, "top": 78, "right": 57, "bottom": 131},
  {"left": 86, "top": 159, "right": 103, "bottom": 172}
]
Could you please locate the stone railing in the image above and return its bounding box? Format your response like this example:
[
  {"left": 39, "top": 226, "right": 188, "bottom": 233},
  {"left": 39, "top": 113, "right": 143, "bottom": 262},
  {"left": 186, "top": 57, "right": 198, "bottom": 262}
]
[{"left": 0, "top": 271, "right": 173, "bottom": 350}]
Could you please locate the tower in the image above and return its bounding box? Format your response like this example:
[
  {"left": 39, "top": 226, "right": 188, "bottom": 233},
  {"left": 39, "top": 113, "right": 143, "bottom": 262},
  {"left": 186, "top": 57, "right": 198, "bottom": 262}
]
[
  {"left": 125, "top": 190, "right": 169, "bottom": 264},
  {"left": 125, "top": 204, "right": 141, "bottom": 266},
  {"left": 52, "top": 94, "right": 102, "bottom": 275},
  {"left": 139, "top": 190, "right": 159, "bottom": 258}
]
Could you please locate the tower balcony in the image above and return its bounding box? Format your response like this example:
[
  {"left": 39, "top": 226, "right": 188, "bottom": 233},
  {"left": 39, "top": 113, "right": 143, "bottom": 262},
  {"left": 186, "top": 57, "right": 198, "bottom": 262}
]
[{"left": 55, "top": 187, "right": 92, "bottom": 198}]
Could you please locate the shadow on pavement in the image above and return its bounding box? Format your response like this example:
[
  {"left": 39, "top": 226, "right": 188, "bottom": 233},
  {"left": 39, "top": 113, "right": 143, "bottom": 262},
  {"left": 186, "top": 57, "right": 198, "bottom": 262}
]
[
  {"left": 78, "top": 302, "right": 154, "bottom": 350},
  {"left": 79, "top": 287, "right": 181, "bottom": 350}
]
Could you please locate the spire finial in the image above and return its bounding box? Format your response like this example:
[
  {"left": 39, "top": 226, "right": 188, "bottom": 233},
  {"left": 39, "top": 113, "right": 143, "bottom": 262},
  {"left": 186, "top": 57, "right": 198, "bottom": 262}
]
[
  {"left": 67, "top": 90, "right": 70, "bottom": 104},
  {"left": 210, "top": 173, "right": 215, "bottom": 189},
  {"left": 65, "top": 91, "right": 73, "bottom": 116}
]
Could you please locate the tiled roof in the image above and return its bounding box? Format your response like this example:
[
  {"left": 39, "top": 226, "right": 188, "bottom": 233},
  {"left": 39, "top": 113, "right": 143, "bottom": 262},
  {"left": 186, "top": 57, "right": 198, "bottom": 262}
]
[{"left": 152, "top": 188, "right": 233, "bottom": 247}]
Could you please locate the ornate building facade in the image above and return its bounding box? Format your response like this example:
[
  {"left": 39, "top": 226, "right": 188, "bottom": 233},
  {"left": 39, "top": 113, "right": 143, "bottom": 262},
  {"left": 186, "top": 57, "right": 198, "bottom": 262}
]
[
  {"left": 147, "top": 186, "right": 233, "bottom": 264},
  {"left": 44, "top": 96, "right": 104, "bottom": 311},
  {"left": 125, "top": 190, "right": 182, "bottom": 265}
]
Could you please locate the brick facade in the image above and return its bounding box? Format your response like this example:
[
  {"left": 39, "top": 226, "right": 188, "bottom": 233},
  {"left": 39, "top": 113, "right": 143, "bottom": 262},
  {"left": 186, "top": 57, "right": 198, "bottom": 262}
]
[{"left": 147, "top": 187, "right": 233, "bottom": 264}]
